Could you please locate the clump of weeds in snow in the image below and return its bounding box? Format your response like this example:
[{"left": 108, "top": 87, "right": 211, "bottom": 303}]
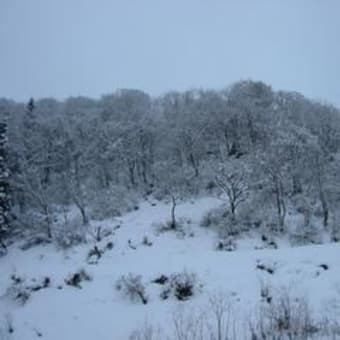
[
  {"left": 6, "top": 274, "right": 51, "bottom": 306},
  {"left": 115, "top": 273, "right": 148, "bottom": 305},
  {"left": 160, "top": 271, "right": 202, "bottom": 301},
  {"left": 141, "top": 235, "right": 153, "bottom": 247},
  {"left": 65, "top": 269, "right": 92, "bottom": 288}
]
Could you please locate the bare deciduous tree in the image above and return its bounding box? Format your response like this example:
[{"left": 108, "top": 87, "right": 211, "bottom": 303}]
[{"left": 214, "top": 162, "right": 249, "bottom": 221}]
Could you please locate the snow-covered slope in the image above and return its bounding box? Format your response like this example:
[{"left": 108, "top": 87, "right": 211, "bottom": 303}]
[{"left": 0, "top": 198, "right": 339, "bottom": 339}]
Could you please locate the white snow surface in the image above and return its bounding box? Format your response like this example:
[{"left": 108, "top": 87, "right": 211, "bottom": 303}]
[{"left": 0, "top": 197, "right": 339, "bottom": 339}]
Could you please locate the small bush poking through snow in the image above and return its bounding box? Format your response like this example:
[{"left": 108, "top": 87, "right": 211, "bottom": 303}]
[
  {"left": 6, "top": 275, "right": 51, "bottom": 306},
  {"left": 256, "top": 260, "right": 276, "bottom": 275},
  {"left": 20, "top": 235, "right": 52, "bottom": 251},
  {"left": 215, "top": 237, "right": 237, "bottom": 251},
  {"left": 29, "top": 277, "right": 51, "bottom": 292},
  {"left": 115, "top": 273, "right": 148, "bottom": 304},
  {"left": 89, "top": 184, "right": 138, "bottom": 220},
  {"left": 152, "top": 274, "right": 169, "bottom": 285},
  {"left": 86, "top": 245, "right": 103, "bottom": 264},
  {"left": 65, "top": 269, "right": 92, "bottom": 289},
  {"left": 200, "top": 206, "right": 226, "bottom": 228},
  {"left": 131, "top": 289, "right": 339, "bottom": 340},
  {"left": 201, "top": 205, "right": 254, "bottom": 238},
  {"left": 7, "top": 284, "right": 31, "bottom": 306},
  {"left": 142, "top": 236, "right": 153, "bottom": 247},
  {"left": 106, "top": 241, "right": 114, "bottom": 250},
  {"left": 154, "top": 219, "right": 185, "bottom": 235},
  {"left": 260, "top": 281, "right": 273, "bottom": 304},
  {"left": 129, "top": 321, "right": 161, "bottom": 340},
  {"left": 89, "top": 225, "right": 114, "bottom": 242},
  {"left": 160, "top": 271, "right": 201, "bottom": 301},
  {"left": 53, "top": 215, "right": 87, "bottom": 249},
  {"left": 289, "top": 224, "right": 322, "bottom": 246},
  {"left": 250, "top": 290, "right": 320, "bottom": 339}
]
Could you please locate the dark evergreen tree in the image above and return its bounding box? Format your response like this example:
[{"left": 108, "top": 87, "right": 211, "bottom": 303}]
[{"left": 0, "top": 121, "right": 10, "bottom": 250}]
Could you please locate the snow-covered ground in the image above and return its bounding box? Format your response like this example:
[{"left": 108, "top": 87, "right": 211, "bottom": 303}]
[{"left": 0, "top": 197, "right": 339, "bottom": 339}]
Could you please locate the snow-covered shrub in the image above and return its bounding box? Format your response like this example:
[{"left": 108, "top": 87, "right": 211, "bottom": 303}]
[
  {"left": 89, "top": 225, "right": 114, "bottom": 242},
  {"left": 5, "top": 275, "right": 50, "bottom": 305},
  {"left": 330, "top": 212, "right": 340, "bottom": 242},
  {"left": 289, "top": 224, "right": 322, "bottom": 246},
  {"left": 6, "top": 283, "right": 30, "bottom": 306},
  {"left": 128, "top": 239, "right": 137, "bottom": 250},
  {"left": 142, "top": 236, "right": 153, "bottom": 247},
  {"left": 131, "top": 293, "right": 236, "bottom": 340},
  {"left": 259, "top": 234, "right": 278, "bottom": 249},
  {"left": 225, "top": 219, "right": 243, "bottom": 236},
  {"left": 152, "top": 274, "right": 169, "bottom": 285},
  {"left": 293, "top": 195, "right": 312, "bottom": 227},
  {"left": 205, "top": 179, "right": 217, "bottom": 193},
  {"left": 53, "top": 215, "right": 87, "bottom": 249},
  {"left": 256, "top": 260, "right": 276, "bottom": 275},
  {"left": 261, "top": 208, "right": 288, "bottom": 234},
  {"left": 86, "top": 245, "right": 103, "bottom": 264},
  {"left": 106, "top": 241, "right": 114, "bottom": 250},
  {"left": 16, "top": 210, "right": 53, "bottom": 240},
  {"left": 331, "top": 225, "right": 340, "bottom": 242},
  {"left": 260, "top": 281, "right": 273, "bottom": 304},
  {"left": 250, "top": 290, "right": 319, "bottom": 339},
  {"left": 19, "top": 234, "right": 52, "bottom": 251},
  {"left": 65, "top": 269, "right": 92, "bottom": 288},
  {"left": 5, "top": 275, "right": 50, "bottom": 308},
  {"left": 154, "top": 219, "right": 185, "bottom": 235},
  {"left": 89, "top": 184, "right": 138, "bottom": 220},
  {"left": 160, "top": 271, "right": 201, "bottom": 301},
  {"left": 236, "top": 199, "right": 265, "bottom": 230},
  {"left": 200, "top": 206, "right": 226, "bottom": 228},
  {"left": 313, "top": 204, "right": 324, "bottom": 219},
  {"left": 130, "top": 290, "right": 338, "bottom": 340},
  {"left": 215, "top": 237, "right": 237, "bottom": 251},
  {"left": 115, "top": 273, "right": 148, "bottom": 304},
  {"left": 206, "top": 293, "right": 235, "bottom": 340},
  {"left": 201, "top": 205, "right": 254, "bottom": 237},
  {"left": 129, "top": 321, "right": 161, "bottom": 340}
]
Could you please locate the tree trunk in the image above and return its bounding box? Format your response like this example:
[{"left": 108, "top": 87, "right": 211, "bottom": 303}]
[
  {"left": 279, "top": 180, "right": 286, "bottom": 230},
  {"left": 43, "top": 204, "right": 52, "bottom": 239},
  {"left": 273, "top": 176, "right": 286, "bottom": 231},
  {"left": 317, "top": 173, "right": 328, "bottom": 228},
  {"left": 170, "top": 194, "right": 177, "bottom": 229},
  {"left": 292, "top": 175, "right": 302, "bottom": 195},
  {"left": 0, "top": 238, "right": 7, "bottom": 252},
  {"left": 189, "top": 153, "right": 199, "bottom": 177},
  {"left": 141, "top": 158, "right": 148, "bottom": 184},
  {"left": 230, "top": 200, "right": 236, "bottom": 222},
  {"left": 71, "top": 193, "right": 89, "bottom": 226},
  {"left": 79, "top": 205, "right": 89, "bottom": 226},
  {"left": 102, "top": 164, "right": 111, "bottom": 188},
  {"left": 320, "top": 193, "right": 328, "bottom": 227},
  {"left": 128, "top": 160, "right": 136, "bottom": 187}
]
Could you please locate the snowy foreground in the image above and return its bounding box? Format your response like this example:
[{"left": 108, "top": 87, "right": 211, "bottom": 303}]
[{"left": 1, "top": 197, "right": 339, "bottom": 339}]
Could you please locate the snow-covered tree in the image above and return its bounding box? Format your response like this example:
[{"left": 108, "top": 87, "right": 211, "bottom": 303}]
[
  {"left": 214, "top": 160, "right": 249, "bottom": 221},
  {"left": 0, "top": 121, "right": 10, "bottom": 249}
]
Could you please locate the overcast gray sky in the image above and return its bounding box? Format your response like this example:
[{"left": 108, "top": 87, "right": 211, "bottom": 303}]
[{"left": 1, "top": 0, "right": 339, "bottom": 106}]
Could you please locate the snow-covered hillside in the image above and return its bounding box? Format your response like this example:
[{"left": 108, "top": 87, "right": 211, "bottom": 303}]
[{"left": 0, "top": 198, "right": 339, "bottom": 339}]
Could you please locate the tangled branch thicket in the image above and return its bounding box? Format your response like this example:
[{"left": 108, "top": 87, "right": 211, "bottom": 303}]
[{"left": 130, "top": 290, "right": 340, "bottom": 340}]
